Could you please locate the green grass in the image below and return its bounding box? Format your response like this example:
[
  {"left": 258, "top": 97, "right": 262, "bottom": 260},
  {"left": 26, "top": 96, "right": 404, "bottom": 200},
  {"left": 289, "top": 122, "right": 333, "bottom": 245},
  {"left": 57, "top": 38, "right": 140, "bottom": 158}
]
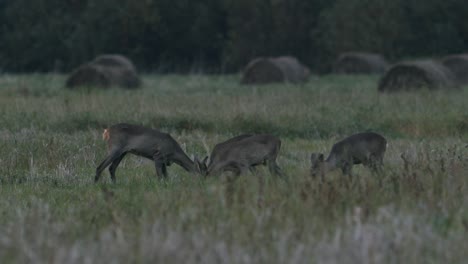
[{"left": 0, "top": 74, "right": 467, "bottom": 263}]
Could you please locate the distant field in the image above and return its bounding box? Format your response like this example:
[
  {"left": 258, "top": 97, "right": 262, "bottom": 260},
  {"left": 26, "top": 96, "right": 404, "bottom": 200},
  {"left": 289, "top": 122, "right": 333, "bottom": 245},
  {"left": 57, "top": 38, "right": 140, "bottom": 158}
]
[{"left": 0, "top": 74, "right": 466, "bottom": 263}]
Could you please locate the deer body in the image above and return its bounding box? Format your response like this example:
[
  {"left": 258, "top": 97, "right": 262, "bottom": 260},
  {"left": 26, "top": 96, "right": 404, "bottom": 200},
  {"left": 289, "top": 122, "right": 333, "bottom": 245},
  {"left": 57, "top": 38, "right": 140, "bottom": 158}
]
[
  {"left": 310, "top": 132, "right": 387, "bottom": 181},
  {"left": 95, "top": 123, "right": 201, "bottom": 182},
  {"left": 202, "top": 134, "right": 284, "bottom": 177},
  {"left": 209, "top": 134, "right": 253, "bottom": 159}
]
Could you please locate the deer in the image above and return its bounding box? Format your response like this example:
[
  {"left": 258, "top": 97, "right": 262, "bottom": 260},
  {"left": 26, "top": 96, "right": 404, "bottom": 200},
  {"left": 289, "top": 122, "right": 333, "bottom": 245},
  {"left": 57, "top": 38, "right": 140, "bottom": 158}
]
[
  {"left": 197, "top": 133, "right": 252, "bottom": 172},
  {"left": 95, "top": 123, "right": 204, "bottom": 183},
  {"left": 198, "top": 134, "right": 285, "bottom": 178},
  {"left": 310, "top": 132, "right": 387, "bottom": 183}
]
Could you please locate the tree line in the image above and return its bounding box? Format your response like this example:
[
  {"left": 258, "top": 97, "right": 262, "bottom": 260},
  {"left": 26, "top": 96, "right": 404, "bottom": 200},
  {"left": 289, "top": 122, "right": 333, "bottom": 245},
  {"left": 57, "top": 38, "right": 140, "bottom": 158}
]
[{"left": 0, "top": 0, "right": 467, "bottom": 73}]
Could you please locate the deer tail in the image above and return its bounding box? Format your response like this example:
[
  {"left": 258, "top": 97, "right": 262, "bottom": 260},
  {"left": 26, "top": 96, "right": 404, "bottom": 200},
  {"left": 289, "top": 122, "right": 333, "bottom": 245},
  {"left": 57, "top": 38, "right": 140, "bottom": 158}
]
[{"left": 102, "top": 128, "right": 110, "bottom": 141}]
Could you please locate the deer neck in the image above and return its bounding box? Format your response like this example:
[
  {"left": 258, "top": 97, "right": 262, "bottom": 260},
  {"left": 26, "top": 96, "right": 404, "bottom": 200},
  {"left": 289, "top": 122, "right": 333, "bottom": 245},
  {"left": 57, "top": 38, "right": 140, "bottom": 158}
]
[
  {"left": 174, "top": 151, "right": 199, "bottom": 174},
  {"left": 324, "top": 155, "right": 339, "bottom": 173}
]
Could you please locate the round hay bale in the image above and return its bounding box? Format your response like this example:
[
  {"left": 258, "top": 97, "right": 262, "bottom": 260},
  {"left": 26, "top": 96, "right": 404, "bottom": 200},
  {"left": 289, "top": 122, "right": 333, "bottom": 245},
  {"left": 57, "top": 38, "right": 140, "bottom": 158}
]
[
  {"left": 66, "top": 54, "right": 141, "bottom": 89},
  {"left": 441, "top": 54, "right": 468, "bottom": 85},
  {"left": 92, "top": 54, "right": 137, "bottom": 72},
  {"left": 272, "top": 56, "right": 311, "bottom": 83},
  {"left": 333, "top": 52, "right": 389, "bottom": 74},
  {"left": 241, "top": 56, "right": 310, "bottom": 84},
  {"left": 65, "top": 64, "right": 111, "bottom": 89},
  {"left": 241, "top": 58, "right": 283, "bottom": 84},
  {"left": 378, "top": 60, "right": 458, "bottom": 92}
]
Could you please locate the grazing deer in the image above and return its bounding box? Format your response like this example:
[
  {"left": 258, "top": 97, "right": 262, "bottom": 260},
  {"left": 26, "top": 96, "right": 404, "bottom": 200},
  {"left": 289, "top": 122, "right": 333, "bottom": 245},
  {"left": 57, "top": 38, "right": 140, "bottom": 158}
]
[
  {"left": 197, "top": 134, "right": 253, "bottom": 173},
  {"left": 95, "top": 123, "right": 203, "bottom": 183},
  {"left": 198, "top": 134, "right": 284, "bottom": 177},
  {"left": 310, "top": 132, "right": 387, "bottom": 182}
]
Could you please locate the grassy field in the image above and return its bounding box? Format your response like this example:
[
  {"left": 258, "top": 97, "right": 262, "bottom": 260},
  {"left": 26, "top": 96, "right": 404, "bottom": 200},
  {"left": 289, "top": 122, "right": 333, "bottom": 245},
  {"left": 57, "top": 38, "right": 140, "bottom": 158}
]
[{"left": 0, "top": 74, "right": 466, "bottom": 263}]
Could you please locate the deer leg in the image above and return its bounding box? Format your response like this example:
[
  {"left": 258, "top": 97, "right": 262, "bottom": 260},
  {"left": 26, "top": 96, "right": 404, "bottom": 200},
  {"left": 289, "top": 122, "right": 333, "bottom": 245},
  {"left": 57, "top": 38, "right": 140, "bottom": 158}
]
[
  {"left": 228, "top": 170, "right": 241, "bottom": 180},
  {"left": 257, "top": 171, "right": 265, "bottom": 208},
  {"left": 238, "top": 164, "right": 250, "bottom": 176},
  {"left": 225, "top": 179, "right": 235, "bottom": 207},
  {"left": 368, "top": 158, "right": 378, "bottom": 173},
  {"left": 108, "top": 153, "right": 127, "bottom": 183},
  {"left": 224, "top": 168, "right": 241, "bottom": 207},
  {"left": 268, "top": 160, "right": 285, "bottom": 178},
  {"left": 154, "top": 160, "right": 166, "bottom": 179},
  {"left": 369, "top": 154, "right": 384, "bottom": 187},
  {"left": 341, "top": 163, "right": 354, "bottom": 188},
  {"left": 161, "top": 163, "right": 168, "bottom": 177},
  {"left": 95, "top": 150, "right": 122, "bottom": 183},
  {"left": 153, "top": 150, "right": 167, "bottom": 179},
  {"left": 342, "top": 163, "right": 353, "bottom": 179},
  {"left": 320, "top": 170, "right": 325, "bottom": 184},
  {"left": 376, "top": 156, "right": 384, "bottom": 173}
]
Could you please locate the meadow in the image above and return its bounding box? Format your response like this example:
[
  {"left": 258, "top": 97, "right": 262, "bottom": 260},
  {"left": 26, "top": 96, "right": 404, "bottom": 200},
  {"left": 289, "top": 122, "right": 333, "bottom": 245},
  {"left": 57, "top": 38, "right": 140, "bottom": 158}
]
[{"left": 0, "top": 74, "right": 466, "bottom": 263}]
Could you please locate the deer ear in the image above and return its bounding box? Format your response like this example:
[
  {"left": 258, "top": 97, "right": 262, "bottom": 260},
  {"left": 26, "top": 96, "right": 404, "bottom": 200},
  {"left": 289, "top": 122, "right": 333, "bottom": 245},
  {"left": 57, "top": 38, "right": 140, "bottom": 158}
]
[
  {"left": 202, "top": 156, "right": 208, "bottom": 164},
  {"left": 318, "top": 154, "right": 324, "bottom": 162}
]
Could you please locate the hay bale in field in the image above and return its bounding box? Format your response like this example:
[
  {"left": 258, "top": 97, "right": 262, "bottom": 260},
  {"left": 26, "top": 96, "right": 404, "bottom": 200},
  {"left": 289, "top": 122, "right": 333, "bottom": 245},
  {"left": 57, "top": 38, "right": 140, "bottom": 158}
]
[
  {"left": 441, "top": 54, "right": 468, "bottom": 85},
  {"left": 92, "top": 54, "right": 137, "bottom": 72},
  {"left": 274, "top": 56, "right": 311, "bottom": 82},
  {"left": 241, "top": 56, "right": 310, "bottom": 84},
  {"left": 333, "top": 52, "right": 389, "bottom": 74},
  {"left": 378, "top": 60, "right": 458, "bottom": 92},
  {"left": 66, "top": 54, "right": 141, "bottom": 89},
  {"left": 241, "top": 58, "right": 283, "bottom": 84},
  {"left": 65, "top": 64, "right": 111, "bottom": 88}
]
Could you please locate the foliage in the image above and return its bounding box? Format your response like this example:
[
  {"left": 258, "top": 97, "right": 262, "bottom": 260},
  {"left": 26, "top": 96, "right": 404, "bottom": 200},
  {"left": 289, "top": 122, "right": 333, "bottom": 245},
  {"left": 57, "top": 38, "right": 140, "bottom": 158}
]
[
  {"left": 0, "top": 0, "right": 467, "bottom": 72},
  {"left": 223, "top": 0, "right": 330, "bottom": 71},
  {"left": 315, "top": 0, "right": 408, "bottom": 71},
  {"left": 315, "top": 0, "right": 468, "bottom": 71},
  {"left": 0, "top": 0, "right": 228, "bottom": 72}
]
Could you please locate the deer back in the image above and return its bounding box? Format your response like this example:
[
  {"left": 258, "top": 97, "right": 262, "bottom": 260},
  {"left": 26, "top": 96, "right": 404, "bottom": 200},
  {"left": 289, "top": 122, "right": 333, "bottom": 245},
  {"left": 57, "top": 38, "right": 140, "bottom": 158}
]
[
  {"left": 208, "top": 134, "right": 253, "bottom": 165},
  {"left": 104, "top": 123, "right": 183, "bottom": 157},
  {"left": 327, "top": 132, "right": 387, "bottom": 164},
  {"left": 207, "top": 134, "right": 280, "bottom": 174}
]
